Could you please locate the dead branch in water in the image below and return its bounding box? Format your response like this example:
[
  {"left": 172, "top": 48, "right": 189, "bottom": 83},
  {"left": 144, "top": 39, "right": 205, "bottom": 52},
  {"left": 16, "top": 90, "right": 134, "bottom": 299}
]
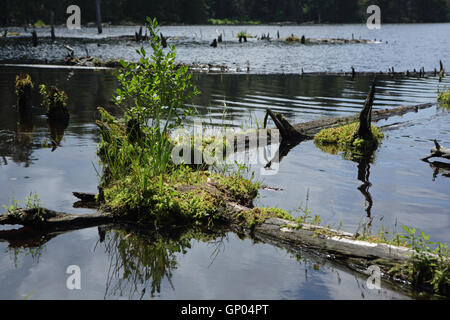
[{"left": 422, "top": 140, "right": 450, "bottom": 161}]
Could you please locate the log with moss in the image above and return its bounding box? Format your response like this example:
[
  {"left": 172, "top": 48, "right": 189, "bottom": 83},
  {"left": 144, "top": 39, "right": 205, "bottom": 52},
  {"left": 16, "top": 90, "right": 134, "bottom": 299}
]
[
  {"left": 39, "top": 84, "right": 70, "bottom": 122},
  {"left": 15, "top": 73, "right": 34, "bottom": 113},
  {"left": 2, "top": 18, "right": 449, "bottom": 297}
]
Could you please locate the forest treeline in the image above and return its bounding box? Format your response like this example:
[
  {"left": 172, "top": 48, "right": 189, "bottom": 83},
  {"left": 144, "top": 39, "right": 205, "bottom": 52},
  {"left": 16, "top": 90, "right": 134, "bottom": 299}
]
[{"left": 2, "top": 0, "right": 449, "bottom": 26}]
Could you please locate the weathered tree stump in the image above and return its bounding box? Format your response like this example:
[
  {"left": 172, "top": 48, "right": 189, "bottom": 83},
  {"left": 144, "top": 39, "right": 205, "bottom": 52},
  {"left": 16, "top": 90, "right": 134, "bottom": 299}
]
[
  {"left": 422, "top": 140, "right": 450, "bottom": 161},
  {"left": 15, "top": 74, "right": 34, "bottom": 114},
  {"left": 160, "top": 33, "right": 167, "bottom": 48},
  {"left": 96, "top": 0, "right": 103, "bottom": 34},
  {"left": 50, "top": 11, "right": 55, "bottom": 41},
  {"left": 263, "top": 108, "right": 308, "bottom": 142},
  {"left": 356, "top": 80, "right": 376, "bottom": 141},
  {"left": 31, "top": 30, "right": 38, "bottom": 47}
]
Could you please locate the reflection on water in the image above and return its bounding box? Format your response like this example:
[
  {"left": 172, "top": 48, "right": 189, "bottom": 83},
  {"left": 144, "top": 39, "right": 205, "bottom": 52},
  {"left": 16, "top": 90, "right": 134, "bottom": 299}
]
[
  {"left": 101, "top": 226, "right": 227, "bottom": 299},
  {"left": 424, "top": 160, "right": 450, "bottom": 180},
  {"left": 357, "top": 158, "right": 373, "bottom": 218},
  {"left": 0, "top": 67, "right": 449, "bottom": 299},
  {"left": 0, "top": 223, "right": 410, "bottom": 300}
]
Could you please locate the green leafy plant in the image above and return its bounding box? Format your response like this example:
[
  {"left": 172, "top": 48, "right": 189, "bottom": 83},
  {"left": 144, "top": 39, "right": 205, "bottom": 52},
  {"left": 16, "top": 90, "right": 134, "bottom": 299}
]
[
  {"left": 39, "top": 84, "right": 69, "bottom": 121},
  {"left": 437, "top": 86, "right": 450, "bottom": 109},
  {"left": 112, "top": 17, "right": 199, "bottom": 177},
  {"left": 389, "top": 226, "right": 450, "bottom": 295}
]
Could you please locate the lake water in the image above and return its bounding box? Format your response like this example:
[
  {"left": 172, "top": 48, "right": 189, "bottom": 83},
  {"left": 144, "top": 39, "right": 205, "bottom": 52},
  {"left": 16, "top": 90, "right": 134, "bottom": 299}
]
[
  {"left": 1, "top": 23, "right": 449, "bottom": 73},
  {"left": 0, "top": 24, "right": 449, "bottom": 299}
]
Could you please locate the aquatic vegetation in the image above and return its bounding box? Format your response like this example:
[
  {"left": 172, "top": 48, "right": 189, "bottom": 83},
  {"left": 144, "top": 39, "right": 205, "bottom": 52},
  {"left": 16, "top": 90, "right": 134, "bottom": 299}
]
[
  {"left": 15, "top": 74, "right": 34, "bottom": 97},
  {"left": 208, "top": 18, "right": 260, "bottom": 25},
  {"left": 97, "top": 18, "right": 260, "bottom": 227},
  {"left": 39, "top": 84, "right": 70, "bottom": 121},
  {"left": 2, "top": 192, "right": 50, "bottom": 224},
  {"left": 314, "top": 122, "right": 384, "bottom": 159},
  {"left": 235, "top": 207, "right": 294, "bottom": 231},
  {"left": 236, "top": 30, "right": 252, "bottom": 38},
  {"left": 278, "top": 203, "right": 450, "bottom": 296},
  {"left": 33, "top": 19, "right": 48, "bottom": 28},
  {"left": 437, "top": 86, "right": 450, "bottom": 109},
  {"left": 387, "top": 226, "right": 450, "bottom": 296},
  {"left": 284, "top": 35, "right": 300, "bottom": 42}
]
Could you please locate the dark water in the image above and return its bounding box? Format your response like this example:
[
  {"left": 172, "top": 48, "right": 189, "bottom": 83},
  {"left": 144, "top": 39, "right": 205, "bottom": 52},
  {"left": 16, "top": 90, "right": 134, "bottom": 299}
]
[
  {"left": 1, "top": 24, "right": 449, "bottom": 73},
  {"left": 0, "top": 64, "right": 449, "bottom": 299}
]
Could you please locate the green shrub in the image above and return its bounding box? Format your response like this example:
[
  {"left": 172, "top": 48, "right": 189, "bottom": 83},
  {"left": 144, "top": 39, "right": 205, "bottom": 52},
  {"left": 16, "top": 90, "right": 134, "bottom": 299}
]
[
  {"left": 39, "top": 84, "right": 69, "bottom": 121},
  {"left": 437, "top": 87, "right": 450, "bottom": 109}
]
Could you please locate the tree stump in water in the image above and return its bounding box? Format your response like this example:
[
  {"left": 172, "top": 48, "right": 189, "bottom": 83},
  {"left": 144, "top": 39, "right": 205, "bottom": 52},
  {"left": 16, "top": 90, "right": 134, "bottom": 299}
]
[
  {"left": 31, "top": 30, "right": 38, "bottom": 47},
  {"left": 263, "top": 108, "right": 308, "bottom": 142},
  {"left": 356, "top": 80, "right": 376, "bottom": 141},
  {"left": 50, "top": 11, "right": 55, "bottom": 41},
  {"left": 422, "top": 140, "right": 450, "bottom": 161},
  {"left": 160, "top": 33, "right": 167, "bottom": 48},
  {"left": 15, "top": 74, "right": 34, "bottom": 114},
  {"left": 96, "top": 0, "right": 103, "bottom": 34},
  {"left": 40, "top": 85, "right": 70, "bottom": 122}
]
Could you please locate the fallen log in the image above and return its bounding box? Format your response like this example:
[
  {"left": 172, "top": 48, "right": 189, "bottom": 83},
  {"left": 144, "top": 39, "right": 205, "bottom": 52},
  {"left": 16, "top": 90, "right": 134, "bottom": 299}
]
[
  {"left": 0, "top": 199, "right": 419, "bottom": 295},
  {"left": 0, "top": 208, "right": 113, "bottom": 231},
  {"left": 422, "top": 140, "right": 450, "bottom": 161},
  {"left": 230, "top": 102, "right": 436, "bottom": 154}
]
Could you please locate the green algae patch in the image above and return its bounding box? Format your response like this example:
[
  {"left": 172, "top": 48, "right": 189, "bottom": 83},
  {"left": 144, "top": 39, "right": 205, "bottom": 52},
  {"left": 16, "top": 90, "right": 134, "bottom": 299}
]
[
  {"left": 96, "top": 107, "right": 261, "bottom": 227},
  {"left": 234, "top": 207, "right": 294, "bottom": 231},
  {"left": 314, "top": 122, "right": 384, "bottom": 159}
]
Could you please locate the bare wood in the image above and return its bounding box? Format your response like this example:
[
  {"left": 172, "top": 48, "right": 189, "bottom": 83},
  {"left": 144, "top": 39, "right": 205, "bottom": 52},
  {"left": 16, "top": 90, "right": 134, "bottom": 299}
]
[
  {"left": 422, "top": 140, "right": 450, "bottom": 161},
  {"left": 357, "top": 80, "right": 375, "bottom": 140}
]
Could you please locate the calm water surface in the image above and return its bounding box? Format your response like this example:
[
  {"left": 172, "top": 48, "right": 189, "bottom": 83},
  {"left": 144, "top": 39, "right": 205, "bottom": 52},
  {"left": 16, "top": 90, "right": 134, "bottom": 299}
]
[
  {"left": 0, "top": 66, "right": 449, "bottom": 299},
  {"left": 1, "top": 24, "right": 449, "bottom": 73},
  {"left": 0, "top": 23, "right": 449, "bottom": 299}
]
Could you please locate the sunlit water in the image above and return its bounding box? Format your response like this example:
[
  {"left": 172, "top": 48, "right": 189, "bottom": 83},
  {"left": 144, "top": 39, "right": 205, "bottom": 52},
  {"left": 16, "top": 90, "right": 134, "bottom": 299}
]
[
  {"left": 0, "top": 64, "right": 449, "bottom": 299},
  {"left": 1, "top": 23, "right": 449, "bottom": 73},
  {"left": 0, "top": 23, "right": 449, "bottom": 299}
]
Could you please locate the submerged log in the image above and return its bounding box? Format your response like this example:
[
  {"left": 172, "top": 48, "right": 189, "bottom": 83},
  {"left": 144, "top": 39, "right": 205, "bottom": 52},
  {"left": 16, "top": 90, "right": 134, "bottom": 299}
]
[
  {"left": 356, "top": 80, "right": 375, "bottom": 140},
  {"left": 263, "top": 108, "right": 308, "bottom": 141},
  {"left": 0, "top": 197, "right": 416, "bottom": 294},
  {"left": 15, "top": 73, "right": 34, "bottom": 113},
  {"left": 422, "top": 140, "right": 450, "bottom": 161},
  {"left": 0, "top": 208, "right": 113, "bottom": 231}
]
